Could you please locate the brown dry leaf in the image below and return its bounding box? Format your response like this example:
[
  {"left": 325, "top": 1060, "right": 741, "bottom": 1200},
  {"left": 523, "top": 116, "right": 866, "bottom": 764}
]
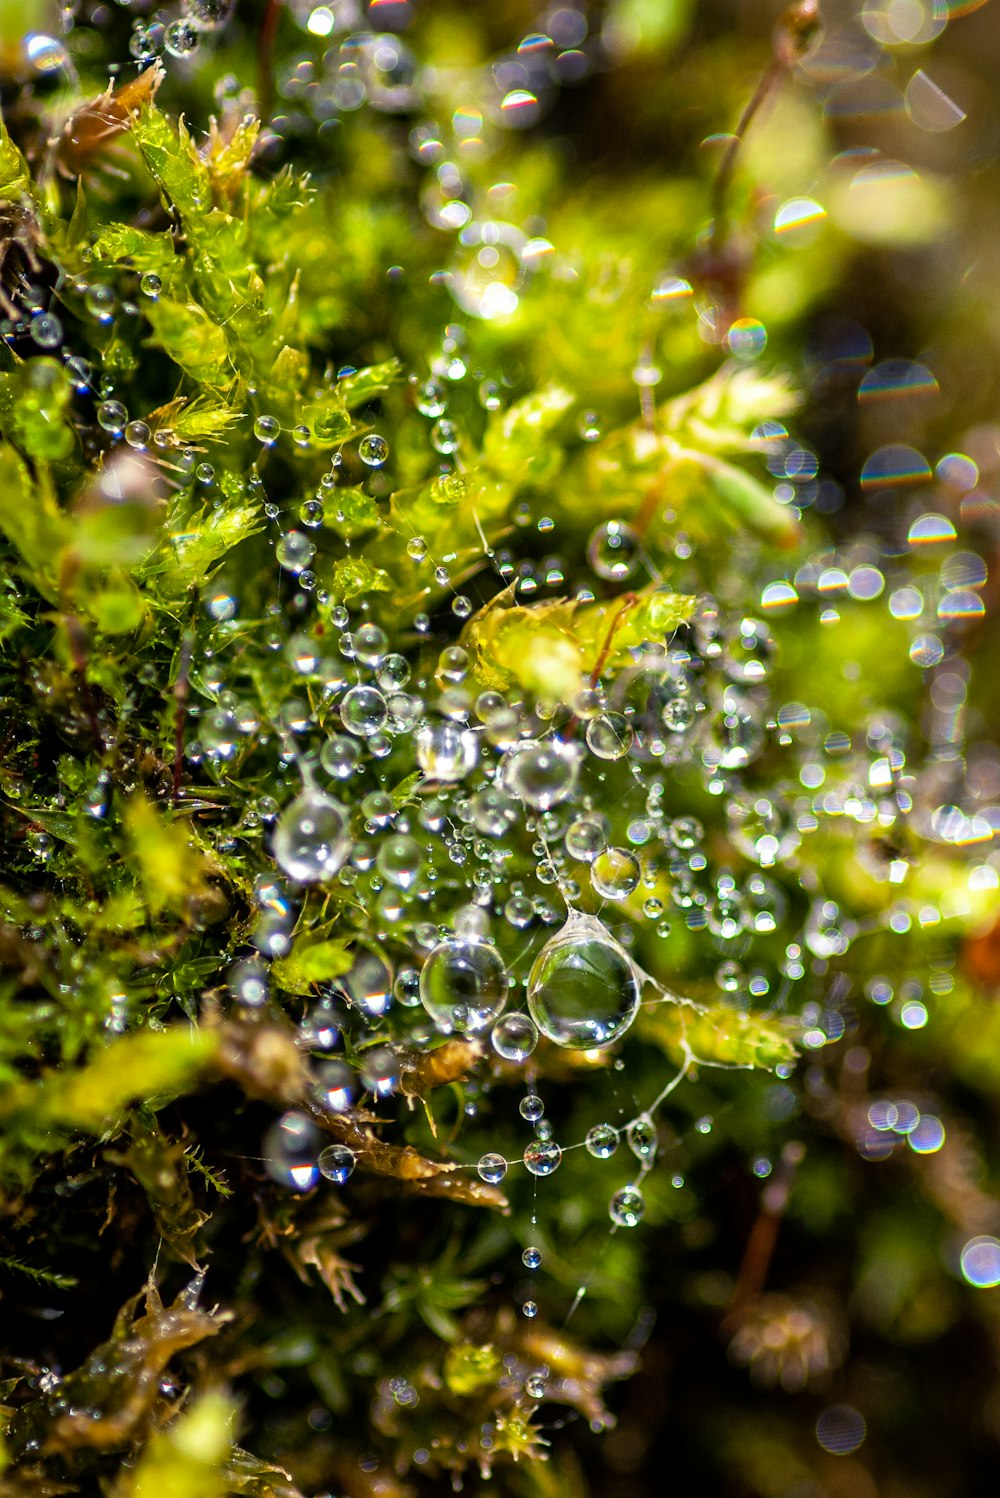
[{"left": 6, "top": 1270, "right": 230, "bottom": 1459}]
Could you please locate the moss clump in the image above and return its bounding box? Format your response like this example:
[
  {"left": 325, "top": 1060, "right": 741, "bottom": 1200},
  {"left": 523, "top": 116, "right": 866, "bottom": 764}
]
[{"left": 0, "top": 3, "right": 997, "bottom": 1496}]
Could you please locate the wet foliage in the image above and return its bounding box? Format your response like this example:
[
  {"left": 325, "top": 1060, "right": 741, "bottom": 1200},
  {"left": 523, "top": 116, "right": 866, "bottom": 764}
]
[{"left": 0, "top": 1, "right": 999, "bottom": 1495}]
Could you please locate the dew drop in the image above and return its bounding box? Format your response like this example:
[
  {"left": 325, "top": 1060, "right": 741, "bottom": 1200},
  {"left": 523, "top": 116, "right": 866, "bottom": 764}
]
[
  {"left": 520, "top": 1094, "right": 544, "bottom": 1122},
  {"left": 477, "top": 1152, "right": 508, "bottom": 1184},
  {"left": 585, "top": 1122, "right": 620, "bottom": 1159},
  {"left": 341, "top": 684, "right": 388, "bottom": 737},
  {"left": 492, "top": 1012, "right": 539, "bottom": 1062},
  {"left": 609, "top": 1184, "right": 645, "bottom": 1227},
  {"left": 359, "top": 433, "right": 389, "bottom": 466},
  {"left": 502, "top": 739, "right": 579, "bottom": 810},
  {"left": 263, "top": 1111, "right": 320, "bottom": 1191},
  {"left": 318, "top": 1143, "right": 356, "bottom": 1184},
  {"left": 419, "top": 938, "right": 509, "bottom": 1034},
  {"left": 590, "top": 846, "right": 640, "bottom": 900},
  {"left": 523, "top": 1139, "right": 562, "bottom": 1176},
  {"left": 527, "top": 912, "right": 642, "bottom": 1049},
  {"left": 586, "top": 713, "right": 634, "bottom": 761},
  {"left": 587, "top": 520, "right": 641, "bottom": 581},
  {"left": 627, "top": 1114, "right": 658, "bottom": 1161},
  {"left": 416, "top": 722, "right": 479, "bottom": 780},
  {"left": 273, "top": 789, "right": 351, "bottom": 883}
]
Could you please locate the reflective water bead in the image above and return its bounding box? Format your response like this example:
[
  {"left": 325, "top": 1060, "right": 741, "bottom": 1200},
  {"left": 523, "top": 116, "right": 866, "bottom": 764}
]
[
  {"left": 313, "top": 1058, "right": 358, "bottom": 1113},
  {"left": 523, "top": 1139, "right": 562, "bottom": 1176},
  {"left": 320, "top": 734, "right": 361, "bottom": 779},
  {"left": 527, "top": 912, "right": 642, "bottom": 1049},
  {"left": 341, "top": 684, "right": 388, "bottom": 737},
  {"left": 359, "top": 433, "right": 389, "bottom": 466},
  {"left": 406, "top": 535, "right": 427, "bottom": 560},
  {"left": 627, "top": 1114, "right": 658, "bottom": 1161},
  {"left": 491, "top": 1012, "right": 539, "bottom": 1062},
  {"left": 430, "top": 418, "right": 460, "bottom": 454},
  {"left": 520, "top": 1094, "right": 544, "bottom": 1122},
  {"left": 587, "top": 520, "right": 641, "bottom": 581},
  {"left": 522, "top": 1246, "right": 542, "bottom": 1269},
  {"left": 585, "top": 1123, "right": 620, "bottom": 1159},
  {"left": 318, "top": 1143, "right": 356, "bottom": 1184},
  {"left": 273, "top": 789, "right": 350, "bottom": 883},
  {"left": 565, "top": 813, "right": 609, "bottom": 862},
  {"left": 30, "top": 312, "right": 62, "bottom": 348},
  {"left": 419, "top": 938, "right": 509, "bottom": 1034},
  {"left": 376, "top": 834, "right": 422, "bottom": 890},
  {"left": 415, "top": 378, "right": 447, "bottom": 417},
  {"left": 522, "top": 1300, "right": 538, "bottom": 1318},
  {"left": 263, "top": 1111, "right": 320, "bottom": 1191},
  {"left": 165, "top": 18, "right": 200, "bottom": 55},
  {"left": 591, "top": 846, "right": 640, "bottom": 900},
  {"left": 182, "top": 0, "right": 234, "bottom": 28},
  {"left": 586, "top": 713, "right": 634, "bottom": 761},
  {"left": 471, "top": 784, "right": 518, "bottom": 837},
  {"left": 275, "top": 530, "right": 316, "bottom": 573},
  {"left": 299, "top": 498, "right": 324, "bottom": 527},
  {"left": 97, "top": 400, "right": 127, "bottom": 435},
  {"left": 416, "top": 722, "right": 479, "bottom": 780},
  {"left": 609, "top": 1184, "right": 645, "bottom": 1228},
  {"left": 670, "top": 816, "right": 703, "bottom": 849},
  {"left": 503, "top": 739, "right": 579, "bottom": 810},
  {"left": 124, "top": 419, "right": 150, "bottom": 449},
  {"left": 354, "top": 622, "right": 388, "bottom": 666},
  {"left": 254, "top": 413, "right": 280, "bottom": 444},
  {"left": 477, "top": 1152, "right": 508, "bottom": 1184},
  {"left": 359, "top": 1044, "right": 399, "bottom": 1098}
]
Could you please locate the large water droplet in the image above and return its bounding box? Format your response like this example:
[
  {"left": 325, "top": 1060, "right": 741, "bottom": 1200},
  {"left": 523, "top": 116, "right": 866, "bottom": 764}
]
[
  {"left": 416, "top": 722, "right": 479, "bottom": 781},
  {"left": 419, "top": 938, "right": 509, "bottom": 1034},
  {"left": 527, "top": 912, "right": 641, "bottom": 1049},
  {"left": 585, "top": 1122, "right": 620, "bottom": 1159},
  {"left": 502, "top": 739, "right": 579, "bottom": 809},
  {"left": 591, "top": 846, "right": 640, "bottom": 900},
  {"left": 273, "top": 789, "right": 350, "bottom": 883}
]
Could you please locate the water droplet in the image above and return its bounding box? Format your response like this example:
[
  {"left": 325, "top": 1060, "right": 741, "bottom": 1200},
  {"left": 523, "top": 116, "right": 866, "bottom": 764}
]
[
  {"left": 588, "top": 520, "right": 641, "bottom": 581},
  {"left": 419, "top": 938, "right": 509, "bottom": 1034},
  {"left": 565, "top": 813, "right": 609, "bottom": 863},
  {"left": 318, "top": 1143, "right": 356, "bottom": 1184},
  {"left": 165, "top": 18, "right": 201, "bottom": 54},
  {"left": 140, "top": 272, "right": 162, "bottom": 298},
  {"left": 523, "top": 1139, "right": 562, "bottom": 1176},
  {"left": 586, "top": 713, "right": 634, "bottom": 761},
  {"left": 416, "top": 722, "right": 479, "bottom": 780},
  {"left": 477, "top": 1152, "right": 507, "bottom": 1184},
  {"left": 320, "top": 734, "right": 361, "bottom": 779},
  {"left": 491, "top": 1012, "right": 539, "bottom": 1062},
  {"left": 527, "top": 913, "right": 642, "bottom": 1049},
  {"left": 273, "top": 789, "right": 350, "bottom": 883},
  {"left": 522, "top": 1299, "right": 538, "bottom": 1318},
  {"left": 627, "top": 1114, "right": 657, "bottom": 1161},
  {"left": 254, "top": 413, "right": 280, "bottom": 444},
  {"left": 355, "top": 1046, "right": 396, "bottom": 1100},
  {"left": 502, "top": 740, "right": 579, "bottom": 810},
  {"left": 520, "top": 1094, "right": 544, "bottom": 1122},
  {"left": 341, "top": 684, "right": 388, "bottom": 737},
  {"left": 359, "top": 433, "right": 389, "bottom": 466},
  {"left": 313, "top": 1058, "right": 358, "bottom": 1113},
  {"left": 585, "top": 1123, "right": 620, "bottom": 1159},
  {"left": 376, "top": 834, "right": 422, "bottom": 889},
  {"left": 609, "top": 1184, "right": 645, "bottom": 1227},
  {"left": 522, "top": 1245, "right": 542, "bottom": 1269},
  {"left": 182, "top": 0, "right": 234, "bottom": 27},
  {"left": 97, "top": 400, "right": 128, "bottom": 435},
  {"left": 275, "top": 530, "right": 316, "bottom": 573},
  {"left": 590, "top": 846, "right": 640, "bottom": 900},
  {"left": 263, "top": 1111, "right": 320, "bottom": 1191}
]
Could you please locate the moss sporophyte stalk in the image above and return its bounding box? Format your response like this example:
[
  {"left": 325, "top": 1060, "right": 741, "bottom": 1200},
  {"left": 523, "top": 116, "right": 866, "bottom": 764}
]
[{"left": 0, "top": 1, "right": 997, "bottom": 1495}]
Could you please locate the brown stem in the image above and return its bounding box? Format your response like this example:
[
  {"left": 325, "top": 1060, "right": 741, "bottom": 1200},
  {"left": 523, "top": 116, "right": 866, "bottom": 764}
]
[{"left": 724, "top": 1140, "right": 805, "bottom": 1325}]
